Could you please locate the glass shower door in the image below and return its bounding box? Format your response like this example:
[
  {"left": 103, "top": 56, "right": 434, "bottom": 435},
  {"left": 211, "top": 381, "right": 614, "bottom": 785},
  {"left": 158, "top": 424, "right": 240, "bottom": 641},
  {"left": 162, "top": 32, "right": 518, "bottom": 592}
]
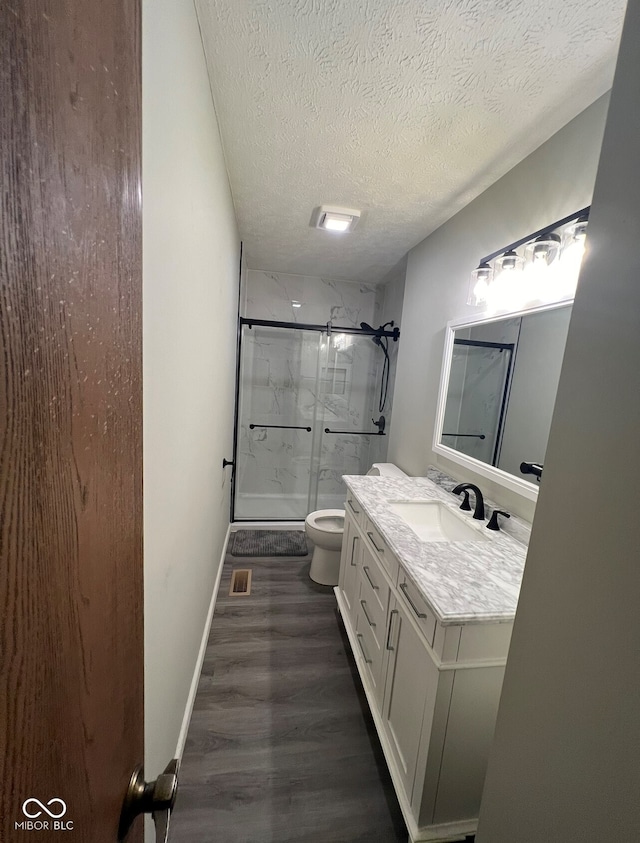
[
  {"left": 314, "top": 332, "right": 380, "bottom": 510},
  {"left": 234, "top": 324, "right": 323, "bottom": 520}
]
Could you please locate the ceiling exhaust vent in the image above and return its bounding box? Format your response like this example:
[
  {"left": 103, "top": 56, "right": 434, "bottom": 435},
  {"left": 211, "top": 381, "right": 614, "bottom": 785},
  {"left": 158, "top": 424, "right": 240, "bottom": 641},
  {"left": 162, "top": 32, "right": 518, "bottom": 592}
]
[{"left": 310, "top": 205, "right": 361, "bottom": 233}]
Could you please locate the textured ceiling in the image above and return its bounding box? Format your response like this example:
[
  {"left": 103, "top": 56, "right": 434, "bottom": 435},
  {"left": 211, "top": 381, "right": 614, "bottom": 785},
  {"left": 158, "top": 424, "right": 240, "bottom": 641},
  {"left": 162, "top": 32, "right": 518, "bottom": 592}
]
[{"left": 196, "top": 0, "right": 625, "bottom": 283}]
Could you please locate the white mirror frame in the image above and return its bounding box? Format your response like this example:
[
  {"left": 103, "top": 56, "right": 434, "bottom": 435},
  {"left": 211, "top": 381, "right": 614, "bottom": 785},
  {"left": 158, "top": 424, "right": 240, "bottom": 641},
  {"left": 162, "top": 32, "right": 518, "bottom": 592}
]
[{"left": 433, "top": 300, "right": 574, "bottom": 502}]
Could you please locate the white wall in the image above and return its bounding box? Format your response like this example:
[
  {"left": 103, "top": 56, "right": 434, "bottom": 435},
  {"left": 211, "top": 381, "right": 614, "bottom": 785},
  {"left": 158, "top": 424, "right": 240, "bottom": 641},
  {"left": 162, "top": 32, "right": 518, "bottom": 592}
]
[
  {"left": 477, "top": 1, "right": 640, "bottom": 837},
  {"left": 143, "top": 0, "right": 240, "bottom": 788},
  {"left": 389, "top": 93, "right": 609, "bottom": 519}
]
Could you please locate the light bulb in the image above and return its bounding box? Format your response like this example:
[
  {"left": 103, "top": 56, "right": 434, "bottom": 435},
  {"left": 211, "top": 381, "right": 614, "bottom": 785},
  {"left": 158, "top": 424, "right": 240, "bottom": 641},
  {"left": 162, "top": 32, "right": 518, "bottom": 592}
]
[
  {"left": 494, "top": 249, "right": 524, "bottom": 273},
  {"left": 467, "top": 262, "right": 493, "bottom": 306},
  {"left": 564, "top": 216, "right": 588, "bottom": 243},
  {"left": 525, "top": 233, "right": 561, "bottom": 267}
]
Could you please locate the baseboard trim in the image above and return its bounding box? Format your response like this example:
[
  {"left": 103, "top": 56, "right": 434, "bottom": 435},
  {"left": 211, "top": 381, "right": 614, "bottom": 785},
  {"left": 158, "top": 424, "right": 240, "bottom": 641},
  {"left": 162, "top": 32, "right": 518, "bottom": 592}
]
[{"left": 174, "top": 522, "right": 231, "bottom": 762}]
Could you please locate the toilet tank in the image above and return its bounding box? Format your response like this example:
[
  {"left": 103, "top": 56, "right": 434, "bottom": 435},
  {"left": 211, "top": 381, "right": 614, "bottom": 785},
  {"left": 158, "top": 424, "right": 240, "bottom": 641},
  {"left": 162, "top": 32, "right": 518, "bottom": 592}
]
[{"left": 366, "top": 463, "right": 407, "bottom": 478}]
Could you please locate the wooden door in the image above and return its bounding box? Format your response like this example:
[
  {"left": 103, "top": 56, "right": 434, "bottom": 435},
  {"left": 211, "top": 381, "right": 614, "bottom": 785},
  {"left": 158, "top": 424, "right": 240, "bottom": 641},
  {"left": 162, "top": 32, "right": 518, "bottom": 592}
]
[{"left": 1, "top": 1, "right": 143, "bottom": 841}]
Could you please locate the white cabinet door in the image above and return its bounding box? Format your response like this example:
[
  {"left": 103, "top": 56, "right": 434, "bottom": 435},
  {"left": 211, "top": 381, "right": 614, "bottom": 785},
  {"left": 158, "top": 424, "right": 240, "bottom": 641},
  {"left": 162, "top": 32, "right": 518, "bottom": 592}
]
[
  {"left": 338, "top": 511, "right": 361, "bottom": 622},
  {"left": 382, "top": 596, "right": 439, "bottom": 804}
]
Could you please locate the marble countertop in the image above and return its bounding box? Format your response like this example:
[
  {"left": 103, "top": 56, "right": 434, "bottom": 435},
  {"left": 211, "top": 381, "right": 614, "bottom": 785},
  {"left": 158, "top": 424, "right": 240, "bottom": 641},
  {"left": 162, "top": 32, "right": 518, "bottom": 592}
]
[{"left": 343, "top": 473, "right": 529, "bottom": 625}]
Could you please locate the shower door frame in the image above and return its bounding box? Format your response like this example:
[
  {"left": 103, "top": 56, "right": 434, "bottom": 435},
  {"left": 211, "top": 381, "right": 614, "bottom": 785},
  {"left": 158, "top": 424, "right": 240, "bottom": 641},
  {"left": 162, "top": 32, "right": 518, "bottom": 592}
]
[{"left": 230, "top": 317, "right": 399, "bottom": 523}]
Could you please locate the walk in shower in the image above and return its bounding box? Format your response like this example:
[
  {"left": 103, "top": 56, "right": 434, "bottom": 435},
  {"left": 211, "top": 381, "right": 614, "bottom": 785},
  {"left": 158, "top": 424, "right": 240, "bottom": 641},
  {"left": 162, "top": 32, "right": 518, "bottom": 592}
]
[{"left": 233, "top": 318, "right": 399, "bottom": 520}]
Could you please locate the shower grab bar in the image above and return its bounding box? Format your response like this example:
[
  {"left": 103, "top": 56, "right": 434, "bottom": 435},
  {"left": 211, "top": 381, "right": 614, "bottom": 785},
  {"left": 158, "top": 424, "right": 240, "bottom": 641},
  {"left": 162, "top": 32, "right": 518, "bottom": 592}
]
[
  {"left": 249, "top": 423, "right": 312, "bottom": 432},
  {"left": 324, "top": 428, "right": 385, "bottom": 436},
  {"left": 442, "top": 432, "right": 486, "bottom": 440},
  {"left": 453, "top": 338, "right": 514, "bottom": 351}
]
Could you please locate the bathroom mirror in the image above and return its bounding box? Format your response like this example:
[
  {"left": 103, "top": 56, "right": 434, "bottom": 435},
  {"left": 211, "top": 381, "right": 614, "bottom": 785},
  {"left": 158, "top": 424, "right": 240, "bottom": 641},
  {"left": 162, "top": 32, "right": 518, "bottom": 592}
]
[{"left": 433, "top": 302, "right": 572, "bottom": 500}]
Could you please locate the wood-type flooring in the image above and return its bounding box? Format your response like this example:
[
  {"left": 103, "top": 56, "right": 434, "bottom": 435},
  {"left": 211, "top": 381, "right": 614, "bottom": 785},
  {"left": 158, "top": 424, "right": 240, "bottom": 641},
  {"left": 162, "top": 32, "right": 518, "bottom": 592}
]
[{"left": 169, "top": 543, "right": 410, "bottom": 843}]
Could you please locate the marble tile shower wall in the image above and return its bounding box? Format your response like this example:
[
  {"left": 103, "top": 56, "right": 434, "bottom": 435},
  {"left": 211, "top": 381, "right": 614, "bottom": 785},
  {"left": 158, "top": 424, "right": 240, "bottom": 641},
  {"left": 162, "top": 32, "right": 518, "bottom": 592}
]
[
  {"left": 239, "top": 271, "right": 390, "bottom": 511},
  {"left": 242, "top": 269, "right": 380, "bottom": 327}
]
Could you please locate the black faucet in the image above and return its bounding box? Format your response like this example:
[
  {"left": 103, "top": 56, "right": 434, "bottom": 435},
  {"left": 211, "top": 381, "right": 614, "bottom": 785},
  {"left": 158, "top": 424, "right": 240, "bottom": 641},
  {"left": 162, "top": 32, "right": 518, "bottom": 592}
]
[
  {"left": 452, "top": 483, "right": 485, "bottom": 520},
  {"left": 487, "top": 510, "right": 510, "bottom": 531}
]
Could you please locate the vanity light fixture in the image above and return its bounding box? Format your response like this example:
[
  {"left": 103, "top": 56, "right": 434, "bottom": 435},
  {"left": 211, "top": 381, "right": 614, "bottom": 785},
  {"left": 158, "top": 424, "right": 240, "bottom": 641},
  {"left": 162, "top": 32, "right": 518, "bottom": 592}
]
[
  {"left": 562, "top": 214, "right": 589, "bottom": 249},
  {"left": 310, "top": 205, "right": 361, "bottom": 233},
  {"left": 468, "top": 207, "right": 590, "bottom": 311},
  {"left": 494, "top": 249, "right": 524, "bottom": 273},
  {"left": 524, "top": 232, "right": 561, "bottom": 266},
  {"left": 467, "top": 262, "right": 493, "bottom": 307},
  {"left": 291, "top": 300, "right": 302, "bottom": 308}
]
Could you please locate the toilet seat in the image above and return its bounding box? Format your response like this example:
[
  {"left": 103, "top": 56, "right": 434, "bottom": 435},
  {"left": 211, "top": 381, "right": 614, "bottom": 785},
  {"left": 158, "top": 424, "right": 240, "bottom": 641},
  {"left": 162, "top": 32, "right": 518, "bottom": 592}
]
[{"left": 306, "top": 510, "right": 345, "bottom": 532}]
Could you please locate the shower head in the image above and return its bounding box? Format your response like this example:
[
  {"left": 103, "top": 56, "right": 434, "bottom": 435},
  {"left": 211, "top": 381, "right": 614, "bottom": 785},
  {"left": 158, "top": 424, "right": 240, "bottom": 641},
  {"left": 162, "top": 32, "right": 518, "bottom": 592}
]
[{"left": 360, "top": 322, "right": 391, "bottom": 414}]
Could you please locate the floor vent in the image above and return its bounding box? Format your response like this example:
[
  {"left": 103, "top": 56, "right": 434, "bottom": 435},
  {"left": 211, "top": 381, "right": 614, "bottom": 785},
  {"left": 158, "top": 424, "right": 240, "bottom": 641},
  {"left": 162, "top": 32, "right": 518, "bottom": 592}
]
[{"left": 229, "top": 569, "right": 252, "bottom": 596}]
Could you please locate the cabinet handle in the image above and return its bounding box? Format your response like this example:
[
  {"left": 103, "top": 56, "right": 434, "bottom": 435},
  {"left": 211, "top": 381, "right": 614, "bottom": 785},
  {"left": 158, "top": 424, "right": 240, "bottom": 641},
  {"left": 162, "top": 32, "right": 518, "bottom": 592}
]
[
  {"left": 349, "top": 535, "right": 358, "bottom": 567},
  {"left": 363, "top": 565, "right": 379, "bottom": 591},
  {"left": 356, "top": 633, "right": 372, "bottom": 664},
  {"left": 367, "top": 531, "right": 385, "bottom": 553},
  {"left": 347, "top": 499, "right": 360, "bottom": 515},
  {"left": 386, "top": 609, "right": 399, "bottom": 651},
  {"left": 399, "top": 582, "right": 427, "bottom": 619},
  {"left": 360, "top": 600, "right": 376, "bottom": 627}
]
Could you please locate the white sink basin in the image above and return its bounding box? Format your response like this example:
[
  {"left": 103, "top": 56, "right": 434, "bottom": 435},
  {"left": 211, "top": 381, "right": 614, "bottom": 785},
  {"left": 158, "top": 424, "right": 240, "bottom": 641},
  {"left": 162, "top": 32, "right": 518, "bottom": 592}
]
[{"left": 389, "top": 501, "right": 489, "bottom": 543}]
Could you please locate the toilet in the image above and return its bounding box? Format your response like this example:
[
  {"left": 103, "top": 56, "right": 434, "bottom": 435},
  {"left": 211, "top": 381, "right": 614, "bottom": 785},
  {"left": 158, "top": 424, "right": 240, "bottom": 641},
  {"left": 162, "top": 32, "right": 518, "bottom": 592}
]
[{"left": 306, "top": 463, "right": 407, "bottom": 585}]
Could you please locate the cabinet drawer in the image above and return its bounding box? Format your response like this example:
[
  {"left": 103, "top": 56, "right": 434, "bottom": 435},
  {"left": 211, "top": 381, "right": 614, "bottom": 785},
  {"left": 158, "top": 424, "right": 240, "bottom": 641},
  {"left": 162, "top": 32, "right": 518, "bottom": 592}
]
[
  {"left": 345, "top": 494, "right": 364, "bottom": 526},
  {"left": 360, "top": 549, "right": 390, "bottom": 616},
  {"left": 364, "top": 517, "right": 399, "bottom": 582},
  {"left": 355, "top": 597, "right": 386, "bottom": 703},
  {"left": 397, "top": 572, "right": 436, "bottom": 647},
  {"left": 359, "top": 568, "right": 389, "bottom": 650}
]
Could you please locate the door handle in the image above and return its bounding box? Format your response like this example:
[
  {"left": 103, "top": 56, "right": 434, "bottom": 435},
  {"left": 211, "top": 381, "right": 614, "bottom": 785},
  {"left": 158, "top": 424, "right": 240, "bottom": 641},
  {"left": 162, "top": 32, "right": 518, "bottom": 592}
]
[
  {"left": 363, "top": 565, "right": 379, "bottom": 590},
  {"left": 356, "top": 633, "right": 372, "bottom": 664},
  {"left": 386, "top": 609, "right": 399, "bottom": 651},
  {"left": 367, "top": 531, "right": 385, "bottom": 553},
  {"left": 118, "top": 759, "right": 179, "bottom": 842},
  {"left": 399, "top": 582, "right": 427, "bottom": 619},
  {"left": 350, "top": 535, "right": 359, "bottom": 566},
  {"left": 249, "top": 423, "right": 312, "bottom": 431},
  {"left": 360, "top": 599, "right": 376, "bottom": 627}
]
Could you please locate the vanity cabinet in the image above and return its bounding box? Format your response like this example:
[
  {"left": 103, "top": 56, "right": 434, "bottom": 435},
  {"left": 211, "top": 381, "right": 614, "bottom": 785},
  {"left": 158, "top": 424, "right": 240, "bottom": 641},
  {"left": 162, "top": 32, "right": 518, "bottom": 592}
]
[
  {"left": 337, "top": 511, "right": 361, "bottom": 621},
  {"left": 354, "top": 538, "right": 392, "bottom": 706},
  {"left": 336, "top": 507, "right": 512, "bottom": 843},
  {"left": 382, "top": 594, "right": 440, "bottom": 802}
]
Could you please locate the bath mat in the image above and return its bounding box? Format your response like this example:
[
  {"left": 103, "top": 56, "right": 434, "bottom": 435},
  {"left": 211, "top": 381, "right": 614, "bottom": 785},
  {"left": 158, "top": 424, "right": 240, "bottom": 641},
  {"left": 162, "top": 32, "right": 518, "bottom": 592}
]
[{"left": 230, "top": 530, "right": 309, "bottom": 557}]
